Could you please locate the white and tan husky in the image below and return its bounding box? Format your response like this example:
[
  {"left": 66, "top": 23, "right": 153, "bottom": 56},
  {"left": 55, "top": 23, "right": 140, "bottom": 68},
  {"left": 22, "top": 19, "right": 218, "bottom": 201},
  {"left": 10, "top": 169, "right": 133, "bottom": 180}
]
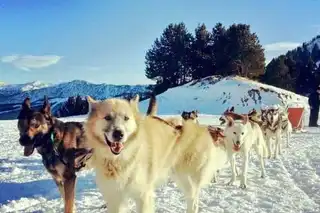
[{"left": 84, "top": 95, "right": 182, "bottom": 213}]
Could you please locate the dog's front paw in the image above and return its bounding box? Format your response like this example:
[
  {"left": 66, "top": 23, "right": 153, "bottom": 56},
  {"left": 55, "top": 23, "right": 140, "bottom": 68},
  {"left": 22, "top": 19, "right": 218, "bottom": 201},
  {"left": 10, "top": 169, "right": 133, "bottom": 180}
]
[
  {"left": 239, "top": 183, "right": 247, "bottom": 189},
  {"left": 212, "top": 177, "right": 217, "bottom": 183},
  {"left": 100, "top": 204, "right": 107, "bottom": 209}
]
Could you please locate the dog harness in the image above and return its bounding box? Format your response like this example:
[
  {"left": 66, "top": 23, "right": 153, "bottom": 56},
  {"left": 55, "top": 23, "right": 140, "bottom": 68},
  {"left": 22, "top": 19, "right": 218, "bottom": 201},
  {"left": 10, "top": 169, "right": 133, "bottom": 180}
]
[{"left": 40, "top": 131, "right": 92, "bottom": 172}]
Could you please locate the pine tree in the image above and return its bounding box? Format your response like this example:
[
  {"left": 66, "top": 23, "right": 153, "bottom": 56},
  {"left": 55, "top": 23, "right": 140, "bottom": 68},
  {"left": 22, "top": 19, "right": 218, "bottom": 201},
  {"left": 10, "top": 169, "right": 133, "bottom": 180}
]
[
  {"left": 311, "top": 43, "right": 320, "bottom": 62},
  {"left": 263, "top": 55, "right": 293, "bottom": 91},
  {"left": 211, "top": 23, "right": 227, "bottom": 76},
  {"left": 145, "top": 22, "right": 194, "bottom": 88},
  {"left": 223, "top": 24, "right": 265, "bottom": 78},
  {"left": 191, "top": 23, "right": 214, "bottom": 79}
]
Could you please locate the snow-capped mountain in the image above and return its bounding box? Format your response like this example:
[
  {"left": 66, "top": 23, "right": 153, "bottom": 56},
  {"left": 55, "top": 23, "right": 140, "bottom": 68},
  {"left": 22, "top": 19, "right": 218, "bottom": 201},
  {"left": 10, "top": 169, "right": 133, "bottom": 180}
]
[
  {"left": 139, "top": 75, "right": 308, "bottom": 115},
  {"left": 0, "top": 80, "right": 152, "bottom": 119},
  {"left": 307, "top": 35, "right": 320, "bottom": 52}
]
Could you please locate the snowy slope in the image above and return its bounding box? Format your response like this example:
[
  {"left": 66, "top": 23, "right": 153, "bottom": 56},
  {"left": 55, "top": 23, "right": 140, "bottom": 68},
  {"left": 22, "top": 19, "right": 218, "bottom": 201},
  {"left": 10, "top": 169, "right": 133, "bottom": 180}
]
[
  {"left": 0, "top": 115, "right": 319, "bottom": 212},
  {"left": 139, "top": 76, "right": 308, "bottom": 115}
]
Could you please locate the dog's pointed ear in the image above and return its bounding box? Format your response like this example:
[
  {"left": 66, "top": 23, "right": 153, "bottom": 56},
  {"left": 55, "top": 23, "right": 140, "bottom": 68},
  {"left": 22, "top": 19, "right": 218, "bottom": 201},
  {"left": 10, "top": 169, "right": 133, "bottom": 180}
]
[
  {"left": 129, "top": 94, "right": 140, "bottom": 113},
  {"left": 230, "top": 106, "right": 235, "bottom": 112},
  {"left": 132, "top": 94, "right": 140, "bottom": 102},
  {"left": 22, "top": 97, "right": 31, "bottom": 110},
  {"left": 226, "top": 116, "right": 234, "bottom": 127},
  {"left": 86, "top": 96, "right": 98, "bottom": 114},
  {"left": 191, "top": 110, "right": 199, "bottom": 118},
  {"left": 193, "top": 110, "right": 199, "bottom": 117},
  {"left": 41, "top": 95, "right": 51, "bottom": 116}
]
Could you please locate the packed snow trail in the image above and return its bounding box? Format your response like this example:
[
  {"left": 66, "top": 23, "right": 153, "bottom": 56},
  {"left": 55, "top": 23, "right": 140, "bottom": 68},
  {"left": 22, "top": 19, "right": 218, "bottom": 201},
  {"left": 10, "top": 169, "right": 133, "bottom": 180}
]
[{"left": 0, "top": 115, "right": 319, "bottom": 213}]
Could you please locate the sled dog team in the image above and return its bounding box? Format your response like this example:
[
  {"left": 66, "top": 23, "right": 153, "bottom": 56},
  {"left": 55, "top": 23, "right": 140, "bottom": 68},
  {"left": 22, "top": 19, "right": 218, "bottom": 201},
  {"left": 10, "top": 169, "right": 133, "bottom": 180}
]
[{"left": 17, "top": 94, "right": 293, "bottom": 213}]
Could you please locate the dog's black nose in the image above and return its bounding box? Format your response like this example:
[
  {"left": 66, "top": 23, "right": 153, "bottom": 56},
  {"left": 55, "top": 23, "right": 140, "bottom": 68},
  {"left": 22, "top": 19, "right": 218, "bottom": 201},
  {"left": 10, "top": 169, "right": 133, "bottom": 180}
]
[
  {"left": 236, "top": 141, "right": 240, "bottom": 145},
  {"left": 112, "top": 129, "right": 124, "bottom": 141}
]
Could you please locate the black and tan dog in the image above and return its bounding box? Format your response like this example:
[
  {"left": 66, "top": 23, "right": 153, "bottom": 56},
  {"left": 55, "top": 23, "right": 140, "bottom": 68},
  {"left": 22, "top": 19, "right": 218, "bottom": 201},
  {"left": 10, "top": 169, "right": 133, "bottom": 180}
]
[{"left": 17, "top": 96, "right": 93, "bottom": 213}]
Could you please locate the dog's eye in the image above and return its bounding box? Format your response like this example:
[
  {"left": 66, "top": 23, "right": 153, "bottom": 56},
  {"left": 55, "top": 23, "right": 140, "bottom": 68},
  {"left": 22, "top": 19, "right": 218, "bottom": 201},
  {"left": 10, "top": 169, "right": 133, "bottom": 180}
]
[
  {"left": 105, "top": 115, "right": 112, "bottom": 121},
  {"left": 241, "top": 132, "right": 244, "bottom": 135},
  {"left": 233, "top": 132, "right": 236, "bottom": 135},
  {"left": 124, "top": 115, "right": 129, "bottom": 121}
]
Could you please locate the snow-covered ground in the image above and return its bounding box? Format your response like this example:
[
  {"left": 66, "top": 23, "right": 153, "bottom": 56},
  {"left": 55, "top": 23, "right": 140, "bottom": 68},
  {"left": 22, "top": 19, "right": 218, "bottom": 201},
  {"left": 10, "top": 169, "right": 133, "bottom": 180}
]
[{"left": 0, "top": 115, "right": 319, "bottom": 213}]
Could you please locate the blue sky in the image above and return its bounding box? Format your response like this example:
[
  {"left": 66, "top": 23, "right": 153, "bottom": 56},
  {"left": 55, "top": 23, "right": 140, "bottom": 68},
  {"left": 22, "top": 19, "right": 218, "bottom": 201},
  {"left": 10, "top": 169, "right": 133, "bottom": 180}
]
[{"left": 0, "top": 0, "right": 319, "bottom": 85}]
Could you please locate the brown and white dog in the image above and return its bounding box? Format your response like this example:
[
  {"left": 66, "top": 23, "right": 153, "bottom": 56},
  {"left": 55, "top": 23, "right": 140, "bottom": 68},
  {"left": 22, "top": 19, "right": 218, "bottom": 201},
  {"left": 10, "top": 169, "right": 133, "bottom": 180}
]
[
  {"left": 260, "top": 107, "right": 283, "bottom": 158},
  {"left": 17, "top": 96, "right": 93, "bottom": 213},
  {"left": 260, "top": 106, "right": 292, "bottom": 157}
]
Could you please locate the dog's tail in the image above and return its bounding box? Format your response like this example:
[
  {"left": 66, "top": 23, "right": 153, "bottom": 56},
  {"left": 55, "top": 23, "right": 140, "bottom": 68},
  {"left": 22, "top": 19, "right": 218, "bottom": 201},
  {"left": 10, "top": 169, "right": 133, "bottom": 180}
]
[{"left": 146, "top": 93, "right": 157, "bottom": 116}]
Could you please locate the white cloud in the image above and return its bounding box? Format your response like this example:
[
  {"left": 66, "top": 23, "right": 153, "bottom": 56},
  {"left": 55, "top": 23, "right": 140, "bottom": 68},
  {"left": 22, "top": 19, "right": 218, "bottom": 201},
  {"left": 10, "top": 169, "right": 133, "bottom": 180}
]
[
  {"left": 264, "top": 42, "right": 301, "bottom": 65},
  {"left": 264, "top": 42, "right": 301, "bottom": 52},
  {"left": 1, "top": 54, "right": 62, "bottom": 71}
]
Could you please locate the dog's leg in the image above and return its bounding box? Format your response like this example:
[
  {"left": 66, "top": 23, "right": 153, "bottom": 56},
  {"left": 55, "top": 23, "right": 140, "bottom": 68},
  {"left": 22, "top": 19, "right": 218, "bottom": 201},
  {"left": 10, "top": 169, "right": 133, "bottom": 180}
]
[
  {"left": 186, "top": 188, "right": 200, "bottom": 213},
  {"left": 136, "top": 190, "right": 155, "bottom": 213},
  {"left": 53, "top": 178, "right": 65, "bottom": 200},
  {"left": 266, "top": 137, "right": 272, "bottom": 159},
  {"left": 102, "top": 192, "right": 126, "bottom": 213},
  {"left": 212, "top": 170, "right": 219, "bottom": 183},
  {"left": 172, "top": 174, "right": 200, "bottom": 213},
  {"left": 63, "top": 175, "right": 76, "bottom": 213},
  {"left": 274, "top": 132, "right": 281, "bottom": 159},
  {"left": 240, "top": 152, "right": 249, "bottom": 189},
  {"left": 227, "top": 154, "right": 237, "bottom": 186},
  {"left": 253, "top": 145, "right": 266, "bottom": 178},
  {"left": 286, "top": 131, "right": 290, "bottom": 148}
]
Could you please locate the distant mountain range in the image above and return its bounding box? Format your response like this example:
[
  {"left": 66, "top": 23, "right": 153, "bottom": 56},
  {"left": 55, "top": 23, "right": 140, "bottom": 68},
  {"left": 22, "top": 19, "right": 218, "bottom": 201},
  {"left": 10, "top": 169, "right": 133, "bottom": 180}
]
[{"left": 0, "top": 80, "right": 153, "bottom": 120}]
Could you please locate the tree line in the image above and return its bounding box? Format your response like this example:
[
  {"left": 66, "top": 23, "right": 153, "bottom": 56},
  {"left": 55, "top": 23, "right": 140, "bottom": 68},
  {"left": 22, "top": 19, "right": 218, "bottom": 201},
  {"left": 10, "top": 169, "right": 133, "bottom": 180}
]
[
  {"left": 262, "top": 36, "right": 320, "bottom": 95},
  {"left": 145, "top": 22, "right": 320, "bottom": 96},
  {"left": 145, "top": 22, "right": 265, "bottom": 93}
]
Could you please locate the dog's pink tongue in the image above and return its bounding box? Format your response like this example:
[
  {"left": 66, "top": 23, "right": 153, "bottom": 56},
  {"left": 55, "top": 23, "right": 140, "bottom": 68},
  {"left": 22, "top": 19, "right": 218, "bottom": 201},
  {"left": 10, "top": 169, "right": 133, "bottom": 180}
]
[
  {"left": 110, "top": 142, "right": 124, "bottom": 153},
  {"left": 233, "top": 145, "right": 240, "bottom": 152}
]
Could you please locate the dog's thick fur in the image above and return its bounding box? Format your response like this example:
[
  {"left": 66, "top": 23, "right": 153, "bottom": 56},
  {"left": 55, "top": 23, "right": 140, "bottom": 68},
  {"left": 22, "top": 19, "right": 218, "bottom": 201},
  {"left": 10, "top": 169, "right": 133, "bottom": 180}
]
[
  {"left": 145, "top": 95, "right": 227, "bottom": 212},
  {"left": 223, "top": 113, "right": 268, "bottom": 189},
  {"left": 84, "top": 95, "right": 183, "bottom": 212},
  {"left": 260, "top": 107, "right": 283, "bottom": 159},
  {"left": 84, "top": 95, "right": 227, "bottom": 213},
  {"left": 17, "top": 96, "right": 93, "bottom": 213},
  {"left": 170, "top": 121, "right": 227, "bottom": 213}
]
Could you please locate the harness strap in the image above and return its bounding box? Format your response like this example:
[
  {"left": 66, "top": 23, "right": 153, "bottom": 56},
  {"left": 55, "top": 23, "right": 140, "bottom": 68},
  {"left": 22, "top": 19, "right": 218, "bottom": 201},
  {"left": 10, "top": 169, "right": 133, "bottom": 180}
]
[{"left": 49, "top": 131, "right": 92, "bottom": 171}]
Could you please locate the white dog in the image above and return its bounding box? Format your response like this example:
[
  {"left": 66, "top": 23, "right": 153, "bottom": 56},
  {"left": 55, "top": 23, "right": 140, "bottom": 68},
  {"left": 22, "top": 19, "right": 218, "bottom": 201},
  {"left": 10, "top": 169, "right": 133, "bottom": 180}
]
[{"left": 224, "top": 114, "right": 269, "bottom": 189}]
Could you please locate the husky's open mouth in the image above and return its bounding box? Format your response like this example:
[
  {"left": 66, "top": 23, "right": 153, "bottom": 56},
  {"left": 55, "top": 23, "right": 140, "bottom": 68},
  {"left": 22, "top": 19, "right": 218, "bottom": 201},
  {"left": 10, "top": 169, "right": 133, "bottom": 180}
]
[
  {"left": 104, "top": 134, "right": 124, "bottom": 155},
  {"left": 233, "top": 141, "right": 241, "bottom": 152}
]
